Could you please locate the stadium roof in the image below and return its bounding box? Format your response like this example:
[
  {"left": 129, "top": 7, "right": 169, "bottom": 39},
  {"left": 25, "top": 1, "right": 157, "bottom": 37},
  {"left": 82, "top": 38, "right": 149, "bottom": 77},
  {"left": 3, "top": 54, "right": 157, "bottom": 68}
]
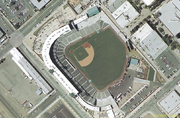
[
  {"left": 158, "top": 0, "right": 180, "bottom": 36},
  {"left": 74, "top": 15, "right": 88, "bottom": 25},
  {"left": 87, "top": 6, "right": 99, "bottom": 17},
  {"left": 132, "top": 23, "right": 168, "bottom": 59},
  {"left": 142, "top": 0, "right": 155, "bottom": 6},
  {"left": 76, "top": 96, "right": 99, "bottom": 111},
  {"left": 159, "top": 90, "right": 180, "bottom": 117},
  {"left": 30, "top": 0, "right": 50, "bottom": 10},
  {"left": 130, "top": 58, "right": 139, "bottom": 65},
  {"left": 42, "top": 25, "right": 79, "bottom": 95}
]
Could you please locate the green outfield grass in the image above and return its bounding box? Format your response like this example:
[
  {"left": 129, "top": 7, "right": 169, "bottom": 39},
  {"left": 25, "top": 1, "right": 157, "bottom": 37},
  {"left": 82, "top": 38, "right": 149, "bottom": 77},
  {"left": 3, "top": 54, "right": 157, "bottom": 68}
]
[
  {"left": 66, "top": 28, "right": 127, "bottom": 90},
  {"left": 74, "top": 46, "right": 89, "bottom": 61}
]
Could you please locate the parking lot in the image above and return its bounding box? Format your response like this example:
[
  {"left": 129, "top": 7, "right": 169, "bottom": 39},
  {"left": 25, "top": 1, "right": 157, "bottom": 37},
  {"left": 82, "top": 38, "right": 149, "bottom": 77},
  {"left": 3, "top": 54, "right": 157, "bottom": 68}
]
[
  {"left": 0, "top": 0, "right": 35, "bottom": 29},
  {"left": 43, "top": 102, "right": 75, "bottom": 118},
  {"left": 121, "top": 81, "right": 162, "bottom": 115},
  {"left": 0, "top": 53, "right": 46, "bottom": 116},
  {"left": 155, "top": 49, "right": 180, "bottom": 78}
]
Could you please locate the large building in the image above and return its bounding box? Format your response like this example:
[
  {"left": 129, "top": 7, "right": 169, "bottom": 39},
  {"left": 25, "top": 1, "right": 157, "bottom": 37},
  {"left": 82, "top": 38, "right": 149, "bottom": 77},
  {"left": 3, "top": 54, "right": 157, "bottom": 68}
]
[
  {"left": 10, "top": 48, "right": 52, "bottom": 94},
  {"left": 131, "top": 23, "right": 168, "bottom": 59},
  {"left": 159, "top": 90, "right": 180, "bottom": 118},
  {"left": 111, "top": 1, "right": 139, "bottom": 28},
  {"left": 30, "top": 0, "right": 50, "bottom": 10},
  {"left": 158, "top": 0, "right": 180, "bottom": 36}
]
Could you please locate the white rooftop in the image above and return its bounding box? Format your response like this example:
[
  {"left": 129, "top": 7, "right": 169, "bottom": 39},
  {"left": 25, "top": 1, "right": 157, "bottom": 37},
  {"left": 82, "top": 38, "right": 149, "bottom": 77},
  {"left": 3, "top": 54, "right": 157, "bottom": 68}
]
[
  {"left": 158, "top": 0, "right": 180, "bottom": 36},
  {"left": 107, "top": 109, "right": 115, "bottom": 118},
  {"left": 132, "top": 23, "right": 168, "bottom": 59},
  {"left": 112, "top": 1, "right": 139, "bottom": 28},
  {"left": 30, "top": 0, "right": 50, "bottom": 10},
  {"left": 142, "top": 0, "right": 155, "bottom": 6},
  {"left": 42, "top": 25, "right": 78, "bottom": 95},
  {"left": 76, "top": 96, "right": 99, "bottom": 111},
  {"left": 112, "top": 1, "right": 132, "bottom": 19},
  {"left": 74, "top": 15, "right": 88, "bottom": 25},
  {"left": 10, "top": 48, "right": 52, "bottom": 94},
  {"left": 159, "top": 90, "right": 180, "bottom": 117}
]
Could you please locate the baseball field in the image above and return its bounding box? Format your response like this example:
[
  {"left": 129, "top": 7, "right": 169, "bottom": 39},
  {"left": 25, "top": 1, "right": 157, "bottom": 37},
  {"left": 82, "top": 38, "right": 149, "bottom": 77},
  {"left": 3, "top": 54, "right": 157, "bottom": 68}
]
[{"left": 65, "top": 28, "right": 127, "bottom": 90}]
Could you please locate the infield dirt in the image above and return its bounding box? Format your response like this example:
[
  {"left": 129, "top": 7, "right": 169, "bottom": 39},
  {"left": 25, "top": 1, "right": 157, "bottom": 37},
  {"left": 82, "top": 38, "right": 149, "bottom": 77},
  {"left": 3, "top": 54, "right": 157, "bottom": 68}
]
[{"left": 65, "top": 27, "right": 128, "bottom": 91}]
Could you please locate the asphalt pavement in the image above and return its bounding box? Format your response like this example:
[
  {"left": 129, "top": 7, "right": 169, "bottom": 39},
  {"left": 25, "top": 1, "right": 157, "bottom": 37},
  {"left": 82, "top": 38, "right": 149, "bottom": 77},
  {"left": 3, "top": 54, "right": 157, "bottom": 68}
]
[
  {"left": 20, "top": 0, "right": 64, "bottom": 36},
  {"left": 18, "top": 44, "right": 91, "bottom": 118},
  {"left": 0, "top": 93, "right": 20, "bottom": 118},
  {"left": 0, "top": 16, "right": 14, "bottom": 35},
  {"left": 27, "top": 92, "right": 57, "bottom": 118},
  {"left": 131, "top": 74, "right": 180, "bottom": 118}
]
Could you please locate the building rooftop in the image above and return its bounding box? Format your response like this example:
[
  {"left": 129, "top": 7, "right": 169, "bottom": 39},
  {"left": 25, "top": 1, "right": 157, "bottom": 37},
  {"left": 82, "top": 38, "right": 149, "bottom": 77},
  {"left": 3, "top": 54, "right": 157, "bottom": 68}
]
[
  {"left": 74, "top": 4, "right": 83, "bottom": 14},
  {"left": 87, "top": 6, "right": 99, "bottom": 17},
  {"left": 142, "top": 0, "right": 155, "bottom": 6},
  {"left": 10, "top": 48, "right": 52, "bottom": 94},
  {"left": 42, "top": 25, "right": 79, "bottom": 95},
  {"left": 132, "top": 23, "right": 168, "bottom": 59},
  {"left": 159, "top": 90, "right": 180, "bottom": 117},
  {"left": 158, "top": 0, "right": 180, "bottom": 36},
  {"left": 36, "top": 89, "right": 42, "bottom": 95},
  {"left": 112, "top": 1, "right": 139, "bottom": 28},
  {"left": 30, "top": 0, "right": 50, "bottom": 10},
  {"left": 130, "top": 58, "right": 139, "bottom": 65}
]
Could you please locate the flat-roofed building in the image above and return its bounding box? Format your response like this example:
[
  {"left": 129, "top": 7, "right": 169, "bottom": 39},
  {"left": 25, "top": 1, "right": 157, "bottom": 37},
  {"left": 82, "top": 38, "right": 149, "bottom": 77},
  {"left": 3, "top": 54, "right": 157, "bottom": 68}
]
[
  {"left": 142, "top": 0, "right": 155, "bottom": 6},
  {"left": 30, "top": 0, "right": 50, "bottom": 10},
  {"left": 74, "top": 4, "right": 83, "bottom": 14},
  {"left": 131, "top": 23, "right": 168, "bottom": 59},
  {"left": 159, "top": 90, "right": 180, "bottom": 118},
  {"left": 130, "top": 58, "right": 139, "bottom": 65},
  {"left": 10, "top": 48, "right": 52, "bottom": 94},
  {"left": 158, "top": 0, "right": 180, "bottom": 36},
  {"left": 87, "top": 6, "right": 100, "bottom": 17},
  {"left": 111, "top": 1, "right": 139, "bottom": 28}
]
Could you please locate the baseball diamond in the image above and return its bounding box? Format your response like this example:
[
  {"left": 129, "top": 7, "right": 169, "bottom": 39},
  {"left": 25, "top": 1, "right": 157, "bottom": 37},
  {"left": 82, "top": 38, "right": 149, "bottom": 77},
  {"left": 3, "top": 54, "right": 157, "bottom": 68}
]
[{"left": 65, "top": 27, "right": 128, "bottom": 91}]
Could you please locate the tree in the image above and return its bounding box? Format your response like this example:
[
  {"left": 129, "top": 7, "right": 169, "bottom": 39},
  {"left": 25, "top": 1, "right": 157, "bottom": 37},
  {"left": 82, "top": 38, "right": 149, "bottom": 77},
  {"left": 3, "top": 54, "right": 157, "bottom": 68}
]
[
  {"left": 171, "top": 41, "right": 180, "bottom": 50},
  {"left": 176, "top": 33, "right": 180, "bottom": 38},
  {"left": 49, "top": 69, "right": 54, "bottom": 74},
  {"left": 69, "top": 93, "right": 76, "bottom": 98}
]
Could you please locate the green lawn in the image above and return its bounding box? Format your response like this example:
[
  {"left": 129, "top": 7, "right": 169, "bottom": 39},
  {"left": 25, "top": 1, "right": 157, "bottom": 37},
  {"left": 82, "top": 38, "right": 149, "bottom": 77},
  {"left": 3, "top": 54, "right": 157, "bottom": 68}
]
[
  {"left": 74, "top": 46, "right": 89, "bottom": 61},
  {"left": 66, "top": 28, "right": 127, "bottom": 90},
  {"left": 148, "top": 67, "right": 155, "bottom": 81}
]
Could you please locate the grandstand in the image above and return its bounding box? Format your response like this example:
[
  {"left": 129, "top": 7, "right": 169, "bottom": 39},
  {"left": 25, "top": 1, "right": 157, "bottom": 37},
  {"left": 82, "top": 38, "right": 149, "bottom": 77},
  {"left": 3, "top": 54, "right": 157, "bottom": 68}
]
[{"left": 49, "top": 20, "right": 111, "bottom": 106}]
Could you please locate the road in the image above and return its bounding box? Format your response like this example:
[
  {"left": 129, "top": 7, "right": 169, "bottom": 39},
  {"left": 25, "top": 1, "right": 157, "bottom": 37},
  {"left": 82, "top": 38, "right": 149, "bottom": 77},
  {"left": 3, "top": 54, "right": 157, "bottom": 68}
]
[
  {"left": 27, "top": 92, "right": 57, "bottom": 118},
  {"left": 18, "top": 44, "right": 91, "bottom": 118},
  {"left": 131, "top": 75, "right": 180, "bottom": 118},
  {"left": 0, "top": 92, "right": 20, "bottom": 118},
  {"left": 0, "top": 0, "right": 64, "bottom": 57},
  {"left": 20, "top": 0, "right": 64, "bottom": 36},
  {"left": 0, "top": 16, "right": 14, "bottom": 35}
]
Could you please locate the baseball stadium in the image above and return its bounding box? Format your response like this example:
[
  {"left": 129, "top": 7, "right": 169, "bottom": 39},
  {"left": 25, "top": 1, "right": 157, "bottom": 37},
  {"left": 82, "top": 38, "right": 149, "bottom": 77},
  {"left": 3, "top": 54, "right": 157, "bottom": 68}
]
[
  {"left": 65, "top": 28, "right": 127, "bottom": 90},
  {"left": 42, "top": 18, "right": 128, "bottom": 110}
]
